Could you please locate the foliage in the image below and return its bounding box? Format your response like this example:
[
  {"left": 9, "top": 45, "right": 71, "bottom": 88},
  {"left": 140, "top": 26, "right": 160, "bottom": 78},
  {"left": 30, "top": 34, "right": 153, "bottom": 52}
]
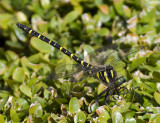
[{"left": 0, "top": 0, "right": 160, "bottom": 122}]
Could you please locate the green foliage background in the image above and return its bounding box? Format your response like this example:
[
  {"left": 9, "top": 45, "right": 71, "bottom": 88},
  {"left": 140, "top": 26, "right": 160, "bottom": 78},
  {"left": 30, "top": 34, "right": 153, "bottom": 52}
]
[{"left": 0, "top": 0, "right": 160, "bottom": 122}]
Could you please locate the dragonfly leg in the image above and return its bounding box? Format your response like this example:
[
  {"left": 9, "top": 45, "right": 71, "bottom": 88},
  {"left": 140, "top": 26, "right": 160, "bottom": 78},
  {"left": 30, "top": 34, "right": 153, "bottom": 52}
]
[
  {"left": 108, "top": 89, "right": 121, "bottom": 106},
  {"left": 119, "top": 86, "right": 130, "bottom": 95},
  {"left": 110, "top": 87, "right": 120, "bottom": 101},
  {"left": 96, "top": 88, "right": 110, "bottom": 108},
  {"left": 104, "top": 90, "right": 114, "bottom": 105},
  {"left": 114, "top": 87, "right": 120, "bottom": 95}
]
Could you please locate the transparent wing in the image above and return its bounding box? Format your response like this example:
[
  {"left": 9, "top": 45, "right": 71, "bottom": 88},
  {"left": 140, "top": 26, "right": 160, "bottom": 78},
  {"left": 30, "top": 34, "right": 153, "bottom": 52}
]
[
  {"left": 104, "top": 45, "right": 143, "bottom": 76},
  {"left": 47, "top": 64, "right": 89, "bottom": 80},
  {"left": 86, "top": 45, "right": 143, "bottom": 77},
  {"left": 86, "top": 44, "right": 143, "bottom": 65},
  {"left": 85, "top": 44, "right": 118, "bottom": 65}
]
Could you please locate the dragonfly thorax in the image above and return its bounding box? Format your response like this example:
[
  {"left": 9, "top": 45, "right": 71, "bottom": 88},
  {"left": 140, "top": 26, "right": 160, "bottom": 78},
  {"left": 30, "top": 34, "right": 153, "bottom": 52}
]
[{"left": 93, "top": 65, "right": 117, "bottom": 85}]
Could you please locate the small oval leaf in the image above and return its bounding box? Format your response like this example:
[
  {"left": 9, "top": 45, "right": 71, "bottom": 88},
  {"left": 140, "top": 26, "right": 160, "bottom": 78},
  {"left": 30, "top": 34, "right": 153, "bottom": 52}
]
[
  {"left": 20, "top": 85, "right": 32, "bottom": 98},
  {"left": 154, "top": 92, "right": 160, "bottom": 105},
  {"left": 74, "top": 111, "right": 86, "bottom": 123},
  {"left": 0, "top": 114, "right": 5, "bottom": 123},
  {"left": 64, "top": 10, "right": 80, "bottom": 24},
  {"left": 31, "top": 37, "right": 53, "bottom": 53},
  {"left": 153, "top": 72, "right": 160, "bottom": 81},
  {"left": 69, "top": 97, "right": 79, "bottom": 114},
  {"left": 125, "top": 118, "right": 136, "bottom": 123},
  {"left": 29, "top": 103, "right": 43, "bottom": 117},
  {"left": 12, "top": 67, "right": 25, "bottom": 82},
  {"left": 112, "top": 111, "right": 123, "bottom": 123}
]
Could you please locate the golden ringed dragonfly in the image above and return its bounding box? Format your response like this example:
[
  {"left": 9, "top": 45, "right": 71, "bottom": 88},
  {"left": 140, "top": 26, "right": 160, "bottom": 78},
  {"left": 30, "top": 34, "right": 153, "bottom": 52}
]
[{"left": 16, "top": 23, "right": 142, "bottom": 106}]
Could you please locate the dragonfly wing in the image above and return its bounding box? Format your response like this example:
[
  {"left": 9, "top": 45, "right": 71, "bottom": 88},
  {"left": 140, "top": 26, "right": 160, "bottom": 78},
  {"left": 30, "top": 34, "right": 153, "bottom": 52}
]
[
  {"left": 47, "top": 64, "right": 88, "bottom": 80},
  {"left": 87, "top": 45, "right": 143, "bottom": 78},
  {"left": 107, "top": 45, "right": 143, "bottom": 76},
  {"left": 86, "top": 44, "right": 118, "bottom": 65},
  {"left": 86, "top": 44, "right": 143, "bottom": 65}
]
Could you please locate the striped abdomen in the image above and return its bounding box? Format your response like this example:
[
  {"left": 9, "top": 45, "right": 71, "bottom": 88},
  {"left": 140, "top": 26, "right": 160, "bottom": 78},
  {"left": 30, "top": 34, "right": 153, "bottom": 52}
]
[{"left": 16, "top": 23, "right": 92, "bottom": 68}]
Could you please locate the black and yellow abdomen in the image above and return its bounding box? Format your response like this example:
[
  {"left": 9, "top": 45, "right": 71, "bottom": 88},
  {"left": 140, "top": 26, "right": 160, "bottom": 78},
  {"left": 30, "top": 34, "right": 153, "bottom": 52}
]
[{"left": 16, "top": 23, "right": 92, "bottom": 69}]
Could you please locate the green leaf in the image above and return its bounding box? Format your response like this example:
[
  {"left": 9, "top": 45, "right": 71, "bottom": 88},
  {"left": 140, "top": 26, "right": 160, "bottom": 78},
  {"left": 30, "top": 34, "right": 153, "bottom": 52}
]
[
  {"left": 136, "top": 90, "right": 153, "bottom": 98},
  {"left": 20, "top": 85, "right": 32, "bottom": 98},
  {"left": 135, "top": 118, "right": 148, "bottom": 123},
  {"left": 136, "top": 24, "right": 155, "bottom": 34},
  {"left": 157, "top": 83, "right": 160, "bottom": 93},
  {"left": 15, "top": 25, "right": 27, "bottom": 42},
  {"left": 16, "top": 98, "right": 29, "bottom": 109},
  {"left": 42, "top": 113, "right": 50, "bottom": 123},
  {"left": 96, "top": 106, "right": 110, "bottom": 120},
  {"left": 86, "top": 24, "right": 94, "bottom": 34},
  {"left": 83, "top": 44, "right": 94, "bottom": 54},
  {"left": 125, "top": 118, "right": 136, "bottom": 123},
  {"left": 32, "top": 83, "right": 43, "bottom": 96},
  {"left": 37, "top": 22, "right": 49, "bottom": 33},
  {"left": 95, "top": 116, "right": 108, "bottom": 123},
  {"left": 40, "top": 0, "right": 50, "bottom": 9},
  {"left": 125, "top": 111, "right": 135, "bottom": 119},
  {"left": 137, "top": 83, "right": 153, "bottom": 91},
  {"left": 154, "top": 92, "right": 160, "bottom": 105},
  {"left": 142, "top": 65, "right": 160, "bottom": 72},
  {"left": 29, "top": 103, "right": 43, "bottom": 117},
  {"left": 32, "top": 96, "right": 47, "bottom": 108},
  {"left": 153, "top": 72, "right": 160, "bottom": 81},
  {"left": 28, "top": 53, "right": 41, "bottom": 63},
  {"left": 98, "top": 4, "right": 109, "bottom": 15},
  {"left": 140, "top": 8, "right": 156, "bottom": 23},
  {"left": 61, "top": 81, "right": 71, "bottom": 97},
  {"left": 97, "top": 83, "right": 106, "bottom": 95},
  {"left": 112, "top": 111, "right": 123, "bottom": 123},
  {"left": 0, "top": 91, "right": 9, "bottom": 110},
  {"left": 128, "top": 57, "right": 146, "bottom": 71},
  {"left": 16, "top": 11, "right": 28, "bottom": 23},
  {"left": 5, "top": 50, "right": 18, "bottom": 62},
  {"left": 88, "top": 101, "right": 97, "bottom": 113},
  {"left": 97, "top": 28, "right": 110, "bottom": 36},
  {"left": 0, "top": 114, "right": 5, "bottom": 123},
  {"left": 27, "top": 78, "right": 38, "bottom": 87},
  {"left": 98, "top": 10, "right": 111, "bottom": 23},
  {"left": 150, "top": 113, "right": 160, "bottom": 123},
  {"left": 0, "top": 13, "right": 12, "bottom": 29},
  {"left": 74, "top": 111, "right": 86, "bottom": 123},
  {"left": 123, "top": 5, "right": 131, "bottom": 18},
  {"left": 120, "top": 102, "right": 131, "bottom": 112},
  {"left": 30, "top": 37, "right": 53, "bottom": 53},
  {"left": 113, "top": 0, "right": 124, "bottom": 15},
  {"left": 69, "top": 97, "right": 79, "bottom": 114},
  {"left": 64, "top": 10, "right": 80, "bottom": 25},
  {"left": 12, "top": 67, "right": 25, "bottom": 82},
  {"left": 147, "top": 52, "right": 160, "bottom": 65},
  {"left": 152, "top": 107, "right": 160, "bottom": 114},
  {"left": 10, "top": 108, "right": 20, "bottom": 122},
  {"left": 58, "top": 117, "right": 68, "bottom": 123}
]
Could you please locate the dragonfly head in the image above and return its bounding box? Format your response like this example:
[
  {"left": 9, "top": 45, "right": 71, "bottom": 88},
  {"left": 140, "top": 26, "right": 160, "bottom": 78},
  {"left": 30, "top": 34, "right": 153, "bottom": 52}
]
[{"left": 115, "top": 77, "right": 126, "bottom": 86}]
